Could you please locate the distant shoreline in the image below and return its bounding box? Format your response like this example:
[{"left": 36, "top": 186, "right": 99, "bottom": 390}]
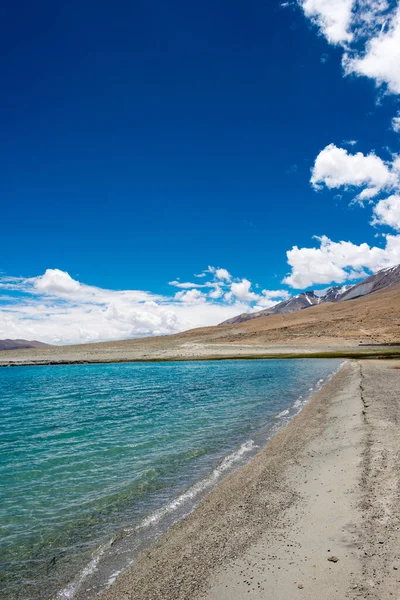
[{"left": 1, "top": 347, "right": 400, "bottom": 368}]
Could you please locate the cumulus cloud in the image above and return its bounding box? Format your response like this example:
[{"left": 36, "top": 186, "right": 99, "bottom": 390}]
[
  {"left": 34, "top": 269, "right": 81, "bottom": 294},
  {"left": 297, "top": 0, "right": 399, "bottom": 95},
  {"left": 223, "top": 279, "right": 290, "bottom": 307},
  {"left": 200, "top": 266, "right": 232, "bottom": 281},
  {"left": 228, "top": 279, "right": 260, "bottom": 302},
  {"left": 285, "top": 143, "right": 400, "bottom": 287},
  {"left": 215, "top": 268, "right": 231, "bottom": 281},
  {"left": 174, "top": 289, "right": 207, "bottom": 303},
  {"left": 298, "top": 0, "right": 355, "bottom": 44},
  {"left": 372, "top": 194, "right": 400, "bottom": 230},
  {"left": 288, "top": 142, "right": 400, "bottom": 287},
  {"left": 0, "top": 268, "right": 291, "bottom": 344},
  {"left": 283, "top": 234, "right": 400, "bottom": 288},
  {"left": 343, "top": 3, "right": 400, "bottom": 95},
  {"left": 311, "top": 143, "right": 398, "bottom": 199}
]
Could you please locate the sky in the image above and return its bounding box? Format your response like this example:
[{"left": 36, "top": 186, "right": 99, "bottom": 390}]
[{"left": 1, "top": 0, "right": 400, "bottom": 344}]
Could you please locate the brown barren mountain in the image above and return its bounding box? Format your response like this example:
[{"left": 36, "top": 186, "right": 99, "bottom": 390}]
[
  {"left": 0, "top": 281, "right": 399, "bottom": 366},
  {"left": 213, "top": 281, "right": 400, "bottom": 345},
  {"left": 0, "top": 339, "right": 51, "bottom": 351}
]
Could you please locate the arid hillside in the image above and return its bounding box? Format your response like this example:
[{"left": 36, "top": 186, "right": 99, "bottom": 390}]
[
  {"left": 1, "top": 283, "right": 399, "bottom": 366},
  {"left": 205, "top": 281, "right": 400, "bottom": 346}
]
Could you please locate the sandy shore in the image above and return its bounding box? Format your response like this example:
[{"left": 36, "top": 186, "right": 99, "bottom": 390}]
[{"left": 96, "top": 359, "right": 400, "bottom": 600}]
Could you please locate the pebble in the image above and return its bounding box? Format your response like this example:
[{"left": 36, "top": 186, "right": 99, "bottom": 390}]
[{"left": 328, "top": 556, "right": 339, "bottom": 563}]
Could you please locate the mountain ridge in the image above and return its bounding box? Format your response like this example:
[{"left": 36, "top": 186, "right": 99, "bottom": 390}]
[{"left": 221, "top": 264, "right": 400, "bottom": 325}]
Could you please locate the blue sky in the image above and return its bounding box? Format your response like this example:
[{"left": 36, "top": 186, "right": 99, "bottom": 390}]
[{"left": 1, "top": 0, "right": 400, "bottom": 343}]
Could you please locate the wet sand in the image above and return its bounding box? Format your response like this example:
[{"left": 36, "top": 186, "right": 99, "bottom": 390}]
[{"left": 97, "top": 360, "right": 400, "bottom": 600}]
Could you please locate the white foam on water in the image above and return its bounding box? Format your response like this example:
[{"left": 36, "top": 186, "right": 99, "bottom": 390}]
[
  {"left": 276, "top": 409, "right": 290, "bottom": 418},
  {"left": 293, "top": 396, "right": 303, "bottom": 409},
  {"left": 106, "top": 569, "right": 122, "bottom": 587},
  {"left": 56, "top": 539, "right": 113, "bottom": 600},
  {"left": 135, "top": 439, "right": 256, "bottom": 530}
]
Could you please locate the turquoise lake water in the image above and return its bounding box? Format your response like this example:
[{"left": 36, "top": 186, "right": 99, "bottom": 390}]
[{"left": 0, "top": 359, "right": 341, "bottom": 600}]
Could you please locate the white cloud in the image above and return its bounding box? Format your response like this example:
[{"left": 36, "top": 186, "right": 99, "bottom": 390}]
[
  {"left": 356, "top": 186, "right": 382, "bottom": 201},
  {"left": 208, "top": 285, "right": 223, "bottom": 299},
  {"left": 285, "top": 0, "right": 400, "bottom": 291},
  {"left": 168, "top": 280, "right": 205, "bottom": 289},
  {"left": 298, "top": 0, "right": 355, "bottom": 44},
  {"left": 0, "top": 268, "right": 290, "bottom": 344},
  {"left": 298, "top": 0, "right": 400, "bottom": 96},
  {"left": 214, "top": 267, "right": 231, "bottom": 282},
  {"left": 263, "top": 289, "right": 291, "bottom": 300},
  {"left": 228, "top": 278, "right": 259, "bottom": 302},
  {"left": 294, "top": 142, "right": 400, "bottom": 290},
  {"left": 222, "top": 281, "right": 290, "bottom": 307},
  {"left": 202, "top": 266, "right": 232, "bottom": 282},
  {"left": 343, "top": 4, "right": 400, "bottom": 95},
  {"left": 392, "top": 112, "right": 400, "bottom": 132},
  {"left": 255, "top": 289, "right": 291, "bottom": 308},
  {"left": 174, "top": 289, "right": 206, "bottom": 303},
  {"left": 311, "top": 143, "right": 398, "bottom": 198},
  {"left": 283, "top": 234, "right": 400, "bottom": 288},
  {"left": 33, "top": 269, "right": 81, "bottom": 294},
  {"left": 372, "top": 194, "right": 400, "bottom": 230}
]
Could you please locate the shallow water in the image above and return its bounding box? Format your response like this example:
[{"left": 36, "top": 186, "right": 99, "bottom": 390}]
[{"left": 0, "top": 359, "right": 340, "bottom": 599}]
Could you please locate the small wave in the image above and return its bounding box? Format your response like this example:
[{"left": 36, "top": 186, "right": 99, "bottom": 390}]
[
  {"left": 56, "top": 540, "right": 113, "bottom": 600},
  {"left": 293, "top": 396, "right": 303, "bottom": 408},
  {"left": 106, "top": 569, "right": 123, "bottom": 587},
  {"left": 276, "top": 409, "right": 290, "bottom": 418},
  {"left": 135, "top": 439, "right": 256, "bottom": 530}
]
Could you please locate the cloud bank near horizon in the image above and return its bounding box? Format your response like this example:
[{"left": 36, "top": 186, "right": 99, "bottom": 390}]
[{"left": 0, "top": 267, "right": 290, "bottom": 345}]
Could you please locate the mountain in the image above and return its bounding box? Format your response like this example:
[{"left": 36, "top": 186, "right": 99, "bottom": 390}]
[
  {"left": 221, "top": 265, "right": 400, "bottom": 325},
  {"left": 221, "top": 287, "right": 349, "bottom": 325},
  {"left": 0, "top": 339, "right": 51, "bottom": 351},
  {"left": 340, "top": 265, "right": 400, "bottom": 301}
]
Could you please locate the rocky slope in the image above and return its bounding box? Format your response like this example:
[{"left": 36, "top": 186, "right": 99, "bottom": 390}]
[{"left": 340, "top": 264, "right": 400, "bottom": 301}]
